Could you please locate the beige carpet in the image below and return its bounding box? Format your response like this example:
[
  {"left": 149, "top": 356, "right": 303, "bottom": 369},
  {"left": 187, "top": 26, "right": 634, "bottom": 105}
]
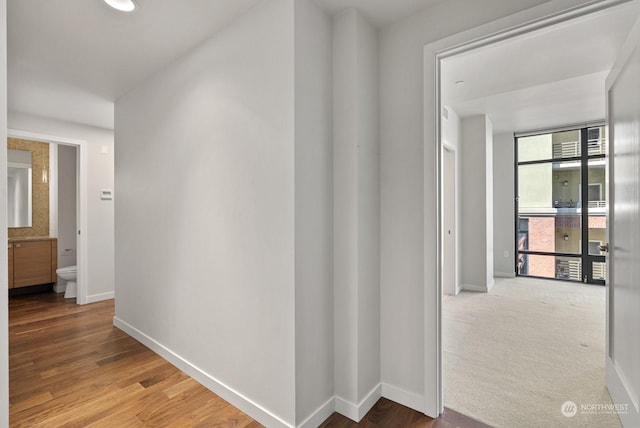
[{"left": 443, "top": 277, "right": 621, "bottom": 428}]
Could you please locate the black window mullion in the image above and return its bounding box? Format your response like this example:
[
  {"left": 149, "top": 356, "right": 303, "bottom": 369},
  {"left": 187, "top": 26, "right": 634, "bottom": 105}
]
[
  {"left": 518, "top": 156, "right": 581, "bottom": 166},
  {"left": 581, "top": 127, "right": 592, "bottom": 283},
  {"left": 514, "top": 134, "right": 519, "bottom": 276}
]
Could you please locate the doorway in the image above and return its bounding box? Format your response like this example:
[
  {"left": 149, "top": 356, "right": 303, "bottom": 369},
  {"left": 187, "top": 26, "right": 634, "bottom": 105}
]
[
  {"left": 515, "top": 125, "right": 607, "bottom": 285},
  {"left": 7, "top": 129, "right": 88, "bottom": 304},
  {"left": 431, "top": 0, "right": 640, "bottom": 421}
]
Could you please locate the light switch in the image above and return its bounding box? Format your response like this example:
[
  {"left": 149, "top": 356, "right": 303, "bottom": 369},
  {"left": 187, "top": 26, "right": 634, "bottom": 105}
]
[
  {"left": 100, "top": 189, "right": 113, "bottom": 200},
  {"left": 101, "top": 145, "right": 109, "bottom": 154}
]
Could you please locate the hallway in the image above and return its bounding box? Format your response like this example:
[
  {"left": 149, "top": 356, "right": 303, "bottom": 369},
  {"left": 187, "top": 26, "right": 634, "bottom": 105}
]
[{"left": 9, "top": 292, "right": 491, "bottom": 427}]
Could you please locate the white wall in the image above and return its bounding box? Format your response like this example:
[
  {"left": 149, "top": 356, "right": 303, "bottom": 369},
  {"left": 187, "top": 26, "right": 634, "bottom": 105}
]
[
  {"left": 493, "top": 132, "right": 515, "bottom": 277},
  {"left": 442, "top": 107, "right": 461, "bottom": 151},
  {"left": 0, "top": 0, "right": 8, "bottom": 424},
  {"left": 460, "top": 115, "right": 494, "bottom": 291},
  {"left": 485, "top": 119, "right": 494, "bottom": 288},
  {"left": 333, "top": 8, "right": 381, "bottom": 421},
  {"left": 7, "top": 112, "right": 114, "bottom": 302},
  {"left": 355, "top": 9, "right": 380, "bottom": 411},
  {"left": 333, "top": 9, "right": 358, "bottom": 407},
  {"left": 378, "top": 0, "right": 595, "bottom": 415},
  {"left": 114, "top": 0, "right": 296, "bottom": 425},
  {"left": 294, "top": 0, "right": 334, "bottom": 425},
  {"left": 57, "top": 144, "right": 77, "bottom": 269}
]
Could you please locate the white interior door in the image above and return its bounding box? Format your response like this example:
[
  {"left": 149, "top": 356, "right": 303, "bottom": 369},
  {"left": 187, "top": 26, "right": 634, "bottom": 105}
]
[
  {"left": 443, "top": 148, "right": 457, "bottom": 295},
  {"left": 605, "top": 15, "right": 640, "bottom": 428}
]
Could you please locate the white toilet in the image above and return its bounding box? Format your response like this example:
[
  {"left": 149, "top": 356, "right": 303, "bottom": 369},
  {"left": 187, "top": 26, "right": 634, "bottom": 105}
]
[{"left": 56, "top": 265, "right": 77, "bottom": 299}]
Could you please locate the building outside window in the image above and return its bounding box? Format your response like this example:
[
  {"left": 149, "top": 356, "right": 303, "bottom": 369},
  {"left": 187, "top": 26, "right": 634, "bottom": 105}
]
[{"left": 516, "top": 126, "right": 606, "bottom": 284}]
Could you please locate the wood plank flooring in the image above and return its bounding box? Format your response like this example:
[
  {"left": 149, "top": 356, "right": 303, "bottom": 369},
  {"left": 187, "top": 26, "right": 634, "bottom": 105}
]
[
  {"left": 9, "top": 291, "right": 490, "bottom": 427},
  {"left": 9, "top": 291, "right": 261, "bottom": 427},
  {"left": 319, "top": 400, "right": 492, "bottom": 428}
]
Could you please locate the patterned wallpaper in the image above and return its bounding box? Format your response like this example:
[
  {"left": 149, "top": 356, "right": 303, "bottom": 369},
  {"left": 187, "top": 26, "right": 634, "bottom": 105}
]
[{"left": 8, "top": 138, "right": 50, "bottom": 238}]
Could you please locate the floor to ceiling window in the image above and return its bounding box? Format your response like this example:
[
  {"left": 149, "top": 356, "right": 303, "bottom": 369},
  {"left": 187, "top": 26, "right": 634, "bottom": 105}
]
[{"left": 515, "top": 126, "right": 607, "bottom": 284}]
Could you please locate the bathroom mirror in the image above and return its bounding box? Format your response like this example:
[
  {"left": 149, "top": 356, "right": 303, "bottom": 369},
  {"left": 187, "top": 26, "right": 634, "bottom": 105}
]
[{"left": 7, "top": 149, "right": 33, "bottom": 228}]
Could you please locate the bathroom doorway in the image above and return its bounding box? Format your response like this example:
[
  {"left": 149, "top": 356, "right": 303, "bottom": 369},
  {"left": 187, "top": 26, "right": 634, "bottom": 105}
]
[
  {"left": 8, "top": 129, "right": 88, "bottom": 304},
  {"left": 51, "top": 143, "right": 78, "bottom": 295}
]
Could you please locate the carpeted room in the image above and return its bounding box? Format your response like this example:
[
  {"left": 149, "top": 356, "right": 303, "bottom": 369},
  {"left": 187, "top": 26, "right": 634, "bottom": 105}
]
[{"left": 443, "top": 277, "right": 619, "bottom": 428}]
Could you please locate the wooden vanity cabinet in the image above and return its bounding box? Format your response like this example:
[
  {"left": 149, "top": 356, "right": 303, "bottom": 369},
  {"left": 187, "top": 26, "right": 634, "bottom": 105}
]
[{"left": 8, "top": 238, "right": 57, "bottom": 289}]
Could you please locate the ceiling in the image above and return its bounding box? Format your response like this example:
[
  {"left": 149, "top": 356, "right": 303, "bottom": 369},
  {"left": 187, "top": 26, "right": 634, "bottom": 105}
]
[
  {"left": 316, "top": 0, "right": 443, "bottom": 27},
  {"left": 8, "top": 0, "right": 261, "bottom": 129},
  {"left": 8, "top": 0, "right": 442, "bottom": 130},
  {"left": 9, "top": 0, "right": 640, "bottom": 132},
  {"left": 441, "top": 0, "right": 640, "bottom": 134}
]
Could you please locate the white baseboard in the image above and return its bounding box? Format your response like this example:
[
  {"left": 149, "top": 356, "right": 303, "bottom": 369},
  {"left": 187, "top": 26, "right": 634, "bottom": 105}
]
[
  {"left": 86, "top": 291, "right": 114, "bottom": 304},
  {"left": 607, "top": 357, "right": 640, "bottom": 427},
  {"left": 494, "top": 271, "right": 516, "bottom": 278},
  {"left": 381, "top": 383, "right": 424, "bottom": 413},
  {"left": 460, "top": 283, "right": 488, "bottom": 292},
  {"left": 298, "top": 397, "right": 335, "bottom": 428},
  {"left": 335, "top": 383, "right": 382, "bottom": 422},
  {"left": 301, "top": 383, "right": 424, "bottom": 425},
  {"left": 460, "top": 278, "right": 495, "bottom": 293},
  {"left": 113, "top": 317, "right": 293, "bottom": 428},
  {"left": 359, "top": 384, "right": 382, "bottom": 420},
  {"left": 103, "top": 322, "right": 424, "bottom": 427}
]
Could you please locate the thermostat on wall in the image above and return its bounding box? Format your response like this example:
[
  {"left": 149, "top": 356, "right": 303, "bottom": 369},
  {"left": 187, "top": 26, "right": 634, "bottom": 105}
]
[{"left": 100, "top": 189, "right": 113, "bottom": 200}]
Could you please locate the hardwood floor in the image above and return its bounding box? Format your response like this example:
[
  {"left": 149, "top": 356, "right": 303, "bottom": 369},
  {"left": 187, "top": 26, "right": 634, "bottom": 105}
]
[
  {"left": 319, "top": 400, "right": 492, "bottom": 428},
  {"left": 9, "top": 291, "right": 261, "bottom": 427},
  {"left": 9, "top": 291, "right": 490, "bottom": 427}
]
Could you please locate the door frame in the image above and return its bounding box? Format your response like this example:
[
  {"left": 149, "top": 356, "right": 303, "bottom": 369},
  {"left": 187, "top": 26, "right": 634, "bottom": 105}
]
[
  {"left": 427, "top": 0, "right": 634, "bottom": 417},
  {"left": 8, "top": 129, "right": 89, "bottom": 305}
]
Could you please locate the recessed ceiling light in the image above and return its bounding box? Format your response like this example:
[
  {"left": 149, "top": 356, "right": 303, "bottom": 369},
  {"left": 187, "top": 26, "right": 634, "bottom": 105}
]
[
  {"left": 455, "top": 80, "right": 465, "bottom": 86},
  {"left": 104, "top": 0, "right": 136, "bottom": 12}
]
